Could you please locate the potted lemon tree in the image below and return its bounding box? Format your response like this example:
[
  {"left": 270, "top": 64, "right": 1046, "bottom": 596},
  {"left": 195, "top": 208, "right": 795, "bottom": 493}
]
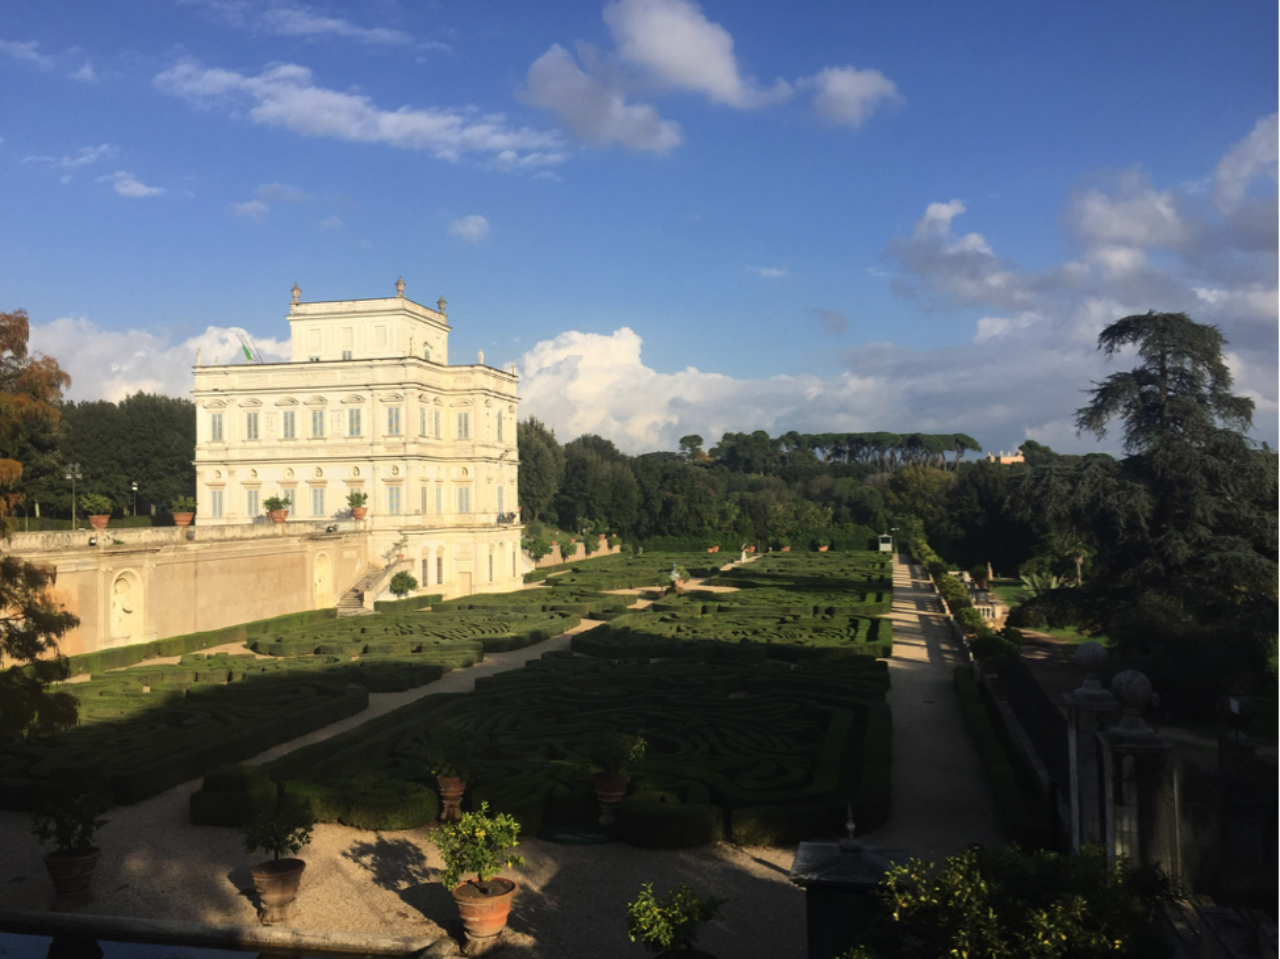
[
  {"left": 424, "top": 723, "right": 472, "bottom": 822},
  {"left": 432, "top": 802, "right": 525, "bottom": 946},
  {"left": 241, "top": 799, "right": 314, "bottom": 924},
  {"left": 347, "top": 490, "right": 369, "bottom": 520},
  {"left": 171, "top": 495, "right": 196, "bottom": 527},
  {"left": 626, "top": 882, "right": 726, "bottom": 959},
  {"left": 80, "top": 493, "right": 113, "bottom": 531},
  {"left": 32, "top": 793, "right": 110, "bottom": 905},
  {"left": 263, "top": 495, "right": 291, "bottom": 524}
]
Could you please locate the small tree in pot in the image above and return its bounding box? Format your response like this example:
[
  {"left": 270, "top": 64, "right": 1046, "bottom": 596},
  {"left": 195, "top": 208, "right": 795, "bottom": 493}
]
[
  {"left": 627, "top": 882, "right": 726, "bottom": 959},
  {"left": 346, "top": 489, "right": 369, "bottom": 520},
  {"left": 80, "top": 493, "right": 113, "bottom": 530},
  {"left": 32, "top": 792, "right": 110, "bottom": 905},
  {"left": 389, "top": 571, "right": 419, "bottom": 599},
  {"left": 170, "top": 495, "right": 196, "bottom": 527},
  {"left": 432, "top": 802, "right": 525, "bottom": 945},
  {"left": 424, "top": 723, "right": 473, "bottom": 822},
  {"left": 263, "top": 495, "right": 291, "bottom": 523},
  {"left": 240, "top": 796, "right": 314, "bottom": 924},
  {"left": 588, "top": 729, "right": 646, "bottom": 825}
]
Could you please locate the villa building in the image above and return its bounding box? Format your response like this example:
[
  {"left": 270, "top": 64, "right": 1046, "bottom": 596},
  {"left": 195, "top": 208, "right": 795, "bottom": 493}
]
[{"left": 193, "top": 279, "right": 523, "bottom": 598}]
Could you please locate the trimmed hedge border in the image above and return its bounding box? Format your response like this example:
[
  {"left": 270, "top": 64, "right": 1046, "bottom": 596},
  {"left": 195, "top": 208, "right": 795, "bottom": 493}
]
[{"left": 372, "top": 593, "right": 444, "bottom": 613}]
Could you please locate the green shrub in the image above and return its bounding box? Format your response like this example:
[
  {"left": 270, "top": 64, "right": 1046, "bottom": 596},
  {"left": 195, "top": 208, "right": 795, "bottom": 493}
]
[
  {"left": 626, "top": 882, "right": 726, "bottom": 955},
  {"left": 618, "top": 792, "right": 725, "bottom": 849},
  {"left": 190, "top": 765, "right": 277, "bottom": 827},
  {"left": 389, "top": 571, "right": 418, "bottom": 598}
]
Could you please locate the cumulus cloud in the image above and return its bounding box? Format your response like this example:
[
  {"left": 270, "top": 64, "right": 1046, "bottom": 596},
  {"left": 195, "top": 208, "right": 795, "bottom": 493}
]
[
  {"left": 1213, "top": 113, "right": 1278, "bottom": 213},
  {"left": 450, "top": 214, "right": 490, "bottom": 243},
  {"left": 602, "top": 0, "right": 790, "bottom": 108},
  {"left": 29, "top": 317, "right": 289, "bottom": 403},
  {"left": 801, "top": 65, "right": 900, "bottom": 127},
  {"left": 231, "top": 199, "right": 269, "bottom": 222},
  {"left": 97, "top": 170, "right": 166, "bottom": 197},
  {"left": 154, "top": 58, "right": 565, "bottom": 168},
  {"left": 520, "top": 44, "right": 681, "bottom": 153}
]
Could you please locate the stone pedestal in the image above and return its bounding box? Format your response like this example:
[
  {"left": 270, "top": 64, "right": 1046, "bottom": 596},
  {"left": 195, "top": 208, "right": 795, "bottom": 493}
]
[
  {"left": 789, "top": 838, "right": 907, "bottom": 959},
  {"left": 1063, "top": 643, "right": 1119, "bottom": 852}
]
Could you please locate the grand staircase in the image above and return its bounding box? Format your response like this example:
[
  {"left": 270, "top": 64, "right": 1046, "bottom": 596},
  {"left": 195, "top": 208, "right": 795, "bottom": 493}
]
[{"left": 336, "top": 569, "right": 384, "bottom": 617}]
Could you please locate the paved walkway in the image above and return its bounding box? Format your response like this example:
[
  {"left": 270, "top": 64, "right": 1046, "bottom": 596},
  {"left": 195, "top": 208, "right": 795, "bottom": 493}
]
[{"left": 860, "top": 552, "right": 1004, "bottom": 860}]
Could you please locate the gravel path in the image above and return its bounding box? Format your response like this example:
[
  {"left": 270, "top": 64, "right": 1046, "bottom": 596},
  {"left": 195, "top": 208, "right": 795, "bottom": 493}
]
[{"left": 0, "top": 554, "right": 999, "bottom": 956}]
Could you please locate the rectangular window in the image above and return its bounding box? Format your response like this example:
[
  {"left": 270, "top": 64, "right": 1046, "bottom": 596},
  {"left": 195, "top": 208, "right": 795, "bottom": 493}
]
[
  {"left": 311, "top": 409, "right": 325, "bottom": 438},
  {"left": 387, "top": 407, "right": 401, "bottom": 435},
  {"left": 419, "top": 408, "right": 426, "bottom": 437},
  {"left": 456, "top": 412, "right": 470, "bottom": 440},
  {"left": 348, "top": 408, "right": 362, "bottom": 437},
  {"left": 246, "top": 489, "right": 259, "bottom": 517},
  {"left": 497, "top": 486, "right": 505, "bottom": 515},
  {"left": 282, "top": 410, "right": 295, "bottom": 439},
  {"left": 433, "top": 410, "right": 442, "bottom": 438},
  {"left": 211, "top": 489, "right": 223, "bottom": 518},
  {"left": 436, "top": 556, "right": 444, "bottom": 585},
  {"left": 341, "top": 350, "right": 353, "bottom": 361},
  {"left": 210, "top": 413, "right": 223, "bottom": 442},
  {"left": 512, "top": 552, "right": 516, "bottom": 577},
  {"left": 422, "top": 559, "right": 428, "bottom": 585},
  {"left": 311, "top": 487, "right": 325, "bottom": 517},
  {"left": 435, "top": 485, "right": 443, "bottom": 515},
  {"left": 457, "top": 486, "right": 471, "bottom": 514},
  {"left": 489, "top": 554, "right": 494, "bottom": 582},
  {"left": 245, "top": 412, "right": 259, "bottom": 441},
  {"left": 420, "top": 485, "right": 427, "bottom": 515},
  {"left": 387, "top": 486, "right": 401, "bottom": 515},
  {"left": 497, "top": 410, "right": 504, "bottom": 443}
]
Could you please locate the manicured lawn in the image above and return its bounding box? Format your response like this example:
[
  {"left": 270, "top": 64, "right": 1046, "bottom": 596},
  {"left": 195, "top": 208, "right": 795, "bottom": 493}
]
[{"left": 990, "top": 580, "right": 1029, "bottom": 606}]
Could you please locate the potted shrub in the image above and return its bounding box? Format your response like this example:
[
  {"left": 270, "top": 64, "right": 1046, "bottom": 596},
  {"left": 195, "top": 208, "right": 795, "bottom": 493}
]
[
  {"left": 431, "top": 802, "right": 525, "bottom": 946},
  {"left": 389, "top": 570, "right": 418, "bottom": 598},
  {"left": 347, "top": 489, "right": 369, "bottom": 520},
  {"left": 170, "top": 495, "right": 196, "bottom": 527},
  {"left": 424, "top": 724, "right": 473, "bottom": 822},
  {"left": 80, "top": 493, "right": 113, "bottom": 530},
  {"left": 263, "top": 494, "right": 291, "bottom": 523},
  {"left": 241, "top": 797, "right": 314, "bottom": 924},
  {"left": 588, "top": 729, "right": 646, "bottom": 825},
  {"left": 775, "top": 537, "right": 791, "bottom": 552},
  {"left": 32, "top": 792, "right": 110, "bottom": 904},
  {"left": 626, "top": 882, "right": 726, "bottom": 958},
  {"left": 816, "top": 536, "right": 831, "bottom": 552}
]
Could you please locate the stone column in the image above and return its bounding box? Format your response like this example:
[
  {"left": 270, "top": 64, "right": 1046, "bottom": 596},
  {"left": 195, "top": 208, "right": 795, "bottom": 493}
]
[
  {"left": 1101, "top": 669, "right": 1171, "bottom": 866},
  {"left": 1063, "top": 642, "right": 1119, "bottom": 852}
]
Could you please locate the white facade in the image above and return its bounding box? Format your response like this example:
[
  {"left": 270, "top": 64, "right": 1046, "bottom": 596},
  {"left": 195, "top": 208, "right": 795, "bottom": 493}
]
[{"left": 193, "top": 282, "right": 523, "bottom": 599}]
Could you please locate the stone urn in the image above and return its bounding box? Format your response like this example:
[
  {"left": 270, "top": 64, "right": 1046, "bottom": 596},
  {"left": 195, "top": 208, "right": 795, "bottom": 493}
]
[
  {"left": 438, "top": 776, "right": 466, "bottom": 822},
  {"left": 592, "top": 772, "right": 630, "bottom": 826},
  {"left": 88, "top": 515, "right": 110, "bottom": 531},
  {"left": 452, "top": 878, "right": 517, "bottom": 944},
  {"left": 268, "top": 509, "right": 289, "bottom": 524},
  {"left": 250, "top": 858, "right": 306, "bottom": 924}
]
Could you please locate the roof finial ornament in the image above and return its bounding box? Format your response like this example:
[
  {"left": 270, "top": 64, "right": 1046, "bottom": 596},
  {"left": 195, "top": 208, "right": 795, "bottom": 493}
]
[
  {"left": 478, "top": 350, "right": 484, "bottom": 366},
  {"left": 396, "top": 276, "right": 406, "bottom": 297},
  {"left": 291, "top": 282, "right": 301, "bottom": 305},
  {"left": 437, "top": 295, "right": 447, "bottom": 314}
]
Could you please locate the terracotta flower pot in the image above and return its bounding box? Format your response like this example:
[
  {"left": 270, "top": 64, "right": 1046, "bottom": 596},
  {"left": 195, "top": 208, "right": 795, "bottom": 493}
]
[
  {"left": 268, "top": 510, "right": 288, "bottom": 524},
  {"left": 592, "top": 771, "right": 630, "bottom": 825},
  {"left": 452, "top": 877, "right": 517, "bottom": 942},
  {"left": 88, "top": 515, "right": 110, "bottom": 530},
  {"left": 44, "top": 847, "right": 100, "bottom": 904},
  {"left": 250, "top": 858, "right": 306, "bottom": 924},
  {"left": 780, "top": 546, "right": 791, "bottom": 552},
  {"left": 818, "top": 545, "right": 829, "bottom": 552},
  {"left": 351, "top": 507, "right": 368, "bottom": 520},
  {"left": 172, "top": 512, "right": 194, "bottom": 527},
  {"left": 437, "top": 776, "right": 466, "bottom": 822}
]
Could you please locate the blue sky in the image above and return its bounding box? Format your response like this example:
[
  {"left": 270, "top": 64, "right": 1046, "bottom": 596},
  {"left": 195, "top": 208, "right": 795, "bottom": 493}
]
[{"left": 3, "top": 1, "right": 1276, "bottom": 455}]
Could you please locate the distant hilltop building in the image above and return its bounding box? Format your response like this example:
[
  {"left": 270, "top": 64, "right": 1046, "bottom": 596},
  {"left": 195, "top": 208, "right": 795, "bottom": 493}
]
[
  {"left": 194, "top": 278, "right": 522, "bottom": 596},
  {"left": 986, "top": 449, "right": 1025, "bottom": 465}
]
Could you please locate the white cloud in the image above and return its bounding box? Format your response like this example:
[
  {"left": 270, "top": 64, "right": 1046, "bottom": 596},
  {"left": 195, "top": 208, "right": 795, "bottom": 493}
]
[
  {"left": 319, "top": 215, "right": 343, "bottom": 230},
  {"left": 0, "top": 39, "right": 55, "bottom": 70},
  {"left": 191, "top": 0, "right": 446, "bottom": 51},
  {"left": 23, "top": 143, "right": 116, "bottom": 171},
  {"left": 1069, "top": 172, "right": 1188, "bottom": 249},
  {"left": 69, "top": 61, "right": 97, "bottom": 82},
  {"left": 1213, "top": 113, "right": 1278, "bottom": 213},
  {"left": 747, "top": 266, "right": 787, "bottom": 278},
  {"left": 801, "top": 65, "right": 900, "bottom": 127},
  {"left": 603, "top": 0, "right": 791, "bottom": 109},
  {"left": 232, "top": 199, "right": 269, "bottom": 222},
  {"left": 28, "top": 317, "right": 290, "bottom": 403},
  {"left": 154, "top": 59, "right": 565, "bottom": 168},
  {"left": 520, "top": 44, "right": 681, "bottom": 153},
  {"left": 256, "top": 181, "right": 311, "bottom": 202},
  {"left": 97, "top": 170, "right": 166, "bottom": 197},
  {"left": 450, "top": 214, "right": 490, "bottom": 243}
]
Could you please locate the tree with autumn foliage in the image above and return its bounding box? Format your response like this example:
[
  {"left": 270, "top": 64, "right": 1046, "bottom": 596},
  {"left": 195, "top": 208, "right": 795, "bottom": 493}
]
[{"left": 0, "top": 309, "right": 79, "bottom": 740}]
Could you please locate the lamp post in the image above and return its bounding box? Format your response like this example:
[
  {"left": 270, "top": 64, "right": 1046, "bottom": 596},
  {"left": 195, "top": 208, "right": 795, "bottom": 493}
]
[
  {"left": 64, "top": 462, "right": 82, "bottom": 530},
  {"left": 131, "top": 481, "right": 138, "bottom": 518}
]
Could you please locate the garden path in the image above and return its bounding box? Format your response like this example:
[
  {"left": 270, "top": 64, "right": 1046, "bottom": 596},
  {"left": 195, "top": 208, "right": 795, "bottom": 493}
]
[{"left": 859, "top": 552, "right": 1004, "bottom": 860}]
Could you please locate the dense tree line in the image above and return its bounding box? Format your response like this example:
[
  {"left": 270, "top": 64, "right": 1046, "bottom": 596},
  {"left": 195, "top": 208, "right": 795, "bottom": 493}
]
[{"left": 10, "top": 392, "right": 195, "bottom": 521}]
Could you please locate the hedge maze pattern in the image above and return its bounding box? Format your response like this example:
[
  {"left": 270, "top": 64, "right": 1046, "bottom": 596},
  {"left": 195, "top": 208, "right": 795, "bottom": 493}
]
[{"left": 265, "top": 650, "right": 891, "bottom": 847}]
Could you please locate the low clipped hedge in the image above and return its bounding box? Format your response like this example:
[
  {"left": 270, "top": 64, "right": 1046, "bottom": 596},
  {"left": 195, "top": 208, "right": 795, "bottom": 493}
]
[
  {"left": 283, "top": 778, "right": 440, "bottom": 830},
  {"left": 953, "top": 666, "right": 1049, "bottom": 849},
  {"left": 190, "top": 764, "right": 277, "bottom": 826},
  {"left": 619, "top": 790, "right": 725, "bottom": 849},
  {"left": 373, "top": 593, "right": 444, "bottom": 613}
]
